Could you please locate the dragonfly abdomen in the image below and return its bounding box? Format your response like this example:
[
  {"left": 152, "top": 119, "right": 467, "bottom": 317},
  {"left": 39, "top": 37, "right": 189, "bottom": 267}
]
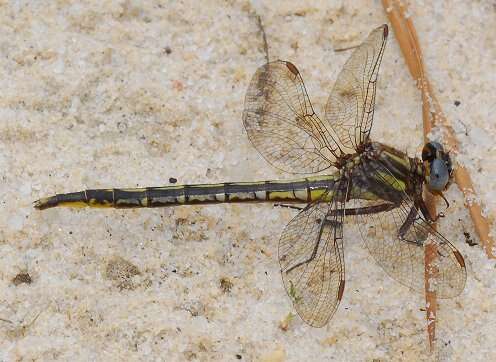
[{"left": 34, "top": 175, "right": 339, "bottom": 210}]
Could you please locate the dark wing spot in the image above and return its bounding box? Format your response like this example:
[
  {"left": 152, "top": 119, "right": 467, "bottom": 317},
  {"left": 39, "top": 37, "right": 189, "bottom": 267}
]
[
  {"left": 453, "top": 250, "right": 466, "bottom": 268},
  {"left": 383, "top": 24, "right": 389, "bottom": 37},
  {"left": 337, "top": 279, "right": 345, "bottom": 301},
  {"left": 285, "top": 61, "right": 299, "bottom": 76}
]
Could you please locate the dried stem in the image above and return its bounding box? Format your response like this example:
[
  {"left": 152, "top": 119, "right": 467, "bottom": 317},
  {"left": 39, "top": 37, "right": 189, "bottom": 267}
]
[
  {"left": 382, "top": 0, "right": 438, "bottom": 350},
  {"left": 383, "top": 0, "right": 495, "bottom": 352}
]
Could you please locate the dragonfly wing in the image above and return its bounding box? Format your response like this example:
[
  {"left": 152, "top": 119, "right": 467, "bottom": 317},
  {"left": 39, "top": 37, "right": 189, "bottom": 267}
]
[
  {"left": 278, "top": 180, "right": 348, "bottom": 327},
  {"left": 348, "top": 160, "right": 466, "bottom": 298},
  {"left": 243, "top": 26, "right": 388, "bottom": 174},
  {"left": 243, "top": 61, "right": 342, "bottom": 173},
  {"left": 324, "top": 24, "right": 388, "bottom": 153}
]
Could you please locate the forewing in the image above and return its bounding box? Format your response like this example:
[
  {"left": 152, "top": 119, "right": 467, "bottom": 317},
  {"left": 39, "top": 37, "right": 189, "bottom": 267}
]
[
  {"left": 243, "top": 61, "right": 341, "bottom": 174},
  {"left": 348, "top": 160, "right": 466, "bottom": 298},
  {"left": 324, "top": 24, "right": 388, "bottom": 153},
  {"left": 278, "top": 181, "right": 348, "bottom": 327}
]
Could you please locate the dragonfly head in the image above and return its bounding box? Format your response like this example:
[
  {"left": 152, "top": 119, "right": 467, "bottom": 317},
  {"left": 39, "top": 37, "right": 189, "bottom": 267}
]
[{"left": 422, "top": 141, "right": 453, "bottom": 193}]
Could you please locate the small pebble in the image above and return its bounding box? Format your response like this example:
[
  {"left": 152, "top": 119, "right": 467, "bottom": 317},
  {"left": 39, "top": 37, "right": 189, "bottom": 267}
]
[{"left": 12, "top": 272, "right": 32, "bottom": 286}]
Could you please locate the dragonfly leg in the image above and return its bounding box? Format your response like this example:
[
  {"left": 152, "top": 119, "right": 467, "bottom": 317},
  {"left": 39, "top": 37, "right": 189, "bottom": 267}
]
[
  {"left": 277, "top": 203, "right": 397, "bottom": 215},
  {"left": 417, "top": 198, "right": 445, "bottom": 222},
  {"left": 398, "top": 206, "right": 424, "bottom": 246},
  {"left": 285, "top": 235, "right": 321, "bottom": 273},
  {"left": 338, "top": 203, "right": 397, "bottom": 216},
  {"left": 285, "top": 203, "right": 397, "bottom": 273},
  {"left": 399, "top": 199, "right": 446, "bottom": 247},
  {"left": 322, "top": 203, "right": 397, "bottom": 227},
  {"left": 273, "top": 203, "right": 305, "bottom": 211}
]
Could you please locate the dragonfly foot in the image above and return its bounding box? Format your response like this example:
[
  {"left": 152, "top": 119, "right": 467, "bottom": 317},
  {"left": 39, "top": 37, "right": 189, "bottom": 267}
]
[{"left": 433, "top": 212, "right": 446, "bottom": 222}]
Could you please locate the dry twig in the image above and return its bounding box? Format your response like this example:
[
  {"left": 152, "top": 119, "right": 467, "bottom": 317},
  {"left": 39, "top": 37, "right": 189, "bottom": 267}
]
[
  {"left": 382, "top": 0, "right": 437, "bottom": 350},
  {"left": 383, "top": 0, "right": 495, "bottom": 351}
]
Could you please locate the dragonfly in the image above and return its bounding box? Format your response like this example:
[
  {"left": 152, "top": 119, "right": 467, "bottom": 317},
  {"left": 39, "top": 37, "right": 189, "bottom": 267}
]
[{"left": 35, "top": 24, "right": 466, "bottom": 327}]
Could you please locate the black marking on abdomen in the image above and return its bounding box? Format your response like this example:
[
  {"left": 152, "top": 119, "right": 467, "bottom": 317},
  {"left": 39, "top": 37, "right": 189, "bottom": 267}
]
[
  {"left": 86, "top": 189, "right": 113, "bottom": 203},
  {"left": 183, "top": 185, "right": 190, "bottom": 202},
  {"left": 57, "top": 191, "right": 87, "bottom": 205},
  {"left": 147, "top": 187, "right": 181, "bottom": 207},
  {"left": 113, "top": 189, "right": 145, "bottom": 208},
  {"left": 224, "top": 182, "right": 231, "bottom": 201}
]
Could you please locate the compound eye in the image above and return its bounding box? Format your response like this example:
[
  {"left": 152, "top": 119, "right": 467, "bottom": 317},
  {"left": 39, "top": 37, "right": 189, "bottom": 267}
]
[
  {"left": 422, "top": 141, "right": 445, "bottom": 162},
  {"left": 429, "top": 141, "right": 444, "bottom": 152},
  {"left": 428, "top": 158, "right": 450, "bottom": 191},
  {"left": 422, "top": 143, "right": 436, "bottom": 162}
]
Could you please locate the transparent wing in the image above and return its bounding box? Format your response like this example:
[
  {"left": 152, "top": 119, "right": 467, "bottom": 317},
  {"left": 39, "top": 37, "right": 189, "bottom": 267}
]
[
  {"left": 243, "top": 61, "right": 342, "bottom": 174},
  {"left": 347, "top": 159, "right": 466, "bottom": 298},
  {"left": 324, "top": 24, "right": 388, "bottom": 153},
  {"left": 278, "top": 180, "right": 348, "bottom": 327},
  {"left": 243, "top": 25, "right": 388, "bottom": 174}
]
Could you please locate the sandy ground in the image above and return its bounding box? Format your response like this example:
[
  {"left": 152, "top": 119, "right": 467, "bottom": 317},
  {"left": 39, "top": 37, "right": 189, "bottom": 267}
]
[{"left": 0, "top": 1, "right": 495, "bottom": 361}]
